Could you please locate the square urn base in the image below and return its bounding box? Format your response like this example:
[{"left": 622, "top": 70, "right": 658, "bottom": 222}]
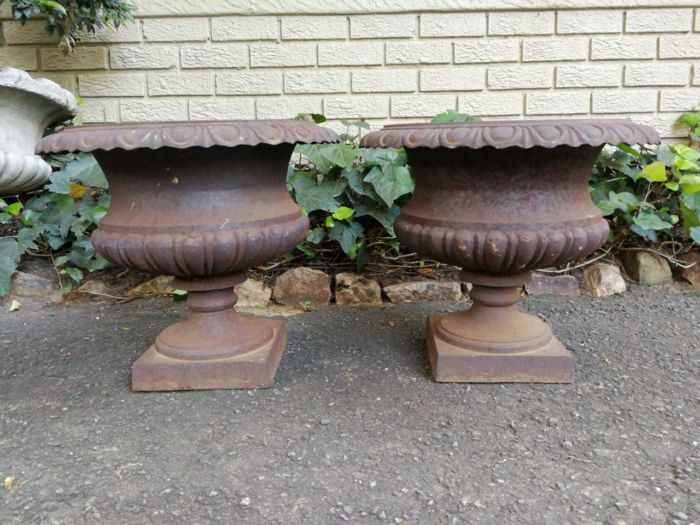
[
  {"left": 131, "top": 320, "right": 287, "bottom": 391},
  {"left": 426, "top": 314, "right": 574, "bottom": 383}
]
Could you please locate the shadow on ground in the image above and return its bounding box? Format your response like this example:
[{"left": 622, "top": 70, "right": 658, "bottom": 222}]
[{"left": 1, "top": 286, "right": 698, "bottom": 524}]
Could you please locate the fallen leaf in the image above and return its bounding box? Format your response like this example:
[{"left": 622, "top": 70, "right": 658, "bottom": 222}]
[
  {"left": 9, "top": 299, "right": 21, "bottom": 312},
  {"left": 3, "top": 476, "right": 16, "bottom": 489}
]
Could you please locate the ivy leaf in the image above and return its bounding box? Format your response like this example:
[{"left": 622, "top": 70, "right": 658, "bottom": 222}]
[
  {"left": 354, "top": 203, "right": 401, "bottom": 236},
  {"left": 320, "top": 144, "right": 358, "bottom": 169},
  {"left": 674, "top": 158, "right": 700, "bottom": 171},
  {"left": 672, "top": 144, "right": 700, "bottom": 161},
  {"left": 296, "top": 242, "right": 316, "bottom": 257},
  {"left": 690, "top": 226, "right": 700, "bottom": 244},
  {"left": 63, "top": 154, "right": 109, "bottom": 189},
  {"left": 46, "top": 170, "right": 73, "bottom": 194},
  {"left": 633, "top": 211, "right": 674, "bottom": 231},
  {"left": 616, "top": 143, "right": 643, "bottom": 159},
  {"left": 17, "top": 228, "right": 38, "bottom": 251},
  {"left": 332, "top": 206, "right": 355, "bottom": 221},
  {"left": 295, "top": 178, "right": 347, "bottom": 213},
  {"left": 630, "top": 224, "right": 657, "bottom": 242},
  {"left": 364, "top": 165, "right": 414, "bottom": 207},
  {"left": 431, "top": 109, "right": 478, "bottom": 123},
  {"left": 596, "top": 200, "right": 617, "bottom": 216},
  {"left": 61, "top": 267, "right": 84, "bottom": 282},
  {"left": 306, "top": 227, "right": 326, "bottom": 244},
  {"left": 679, "top": 175, "right": 700, "bottom": 194},
  {"left": 0, "top": 255, "right": 17, "bottom": 297},
  {"left": 295, "top": 144, "right": 335, "bottom": 173},
  {"left": 637, "top": 161, "right": 667, "bottom": 182},
  {"left": 329, "top": 220, "right": 364, "bottom": 256},
  {"left": 6, "top": 202, "right": 24, "bottom": 217}
]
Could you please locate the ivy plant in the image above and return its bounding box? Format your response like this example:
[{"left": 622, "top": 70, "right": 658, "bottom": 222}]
[
  {"left": 591, "top": 143, "right": 700, "bottom": 246},
  {"left": 0, "top": 153, "right": 111, "bottom": 295},
  {"left": 288, "top": 116, "right": 414, "bottom": 265},
  {"left": 5, "top": 0, "right": 134, "bottom": 51}
]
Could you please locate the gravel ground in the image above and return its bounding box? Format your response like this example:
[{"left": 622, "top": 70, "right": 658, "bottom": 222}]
[{"left": 0, "top": 286, "right": 698, "bottom": 525}]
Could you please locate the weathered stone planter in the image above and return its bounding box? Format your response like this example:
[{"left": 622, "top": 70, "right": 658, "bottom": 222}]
[
  {"left": 0, "top": 67, "right": 76, "bottom": 195},
  {"left": 38, "top": 120, "right": 337, "bottom": 391},
  {"left": 362, "top": 119, "right": 658, "bottom": 383}
]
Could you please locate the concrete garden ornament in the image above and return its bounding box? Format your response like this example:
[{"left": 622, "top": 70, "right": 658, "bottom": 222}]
[
  {"left": 38, "top": 120, "right": 338, "bottom": 391},
  {"left": 362, "top": 119, "right": 659, "bottom": 383},
  {"left": 0, "top": 67, "right": 77, "bottom": 195}
]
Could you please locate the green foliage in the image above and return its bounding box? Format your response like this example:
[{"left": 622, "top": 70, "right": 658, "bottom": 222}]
[
  {"left": 591, "top": 142, "right": 700, "bottom": 246},
  {"left": 288, "top": 118, "right": 414, "bottom": 264},
  {"left": 431, "top": 109, "right": 479, "bottom": 123},
  {"left": 7, "top": 0, "right": 134, "bottom": 52},
  {"left": 0, "top": 153, "right": 111, "bottom": 295},
  {"left": 679, "top": 101, "right": 700, "bottom": 144}
]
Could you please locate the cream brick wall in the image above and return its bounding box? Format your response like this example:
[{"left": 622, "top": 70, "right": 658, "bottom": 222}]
[{"left": 1, "top": 1, "right": 699, "bottom": 137}]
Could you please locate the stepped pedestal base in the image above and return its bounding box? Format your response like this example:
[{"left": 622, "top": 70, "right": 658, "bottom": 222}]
[
  {"left": 426, "top": 272, "right": 574, "bottom": 383},
  {"left": 131, "top": 274, "right": 286, "bottom": 391}
]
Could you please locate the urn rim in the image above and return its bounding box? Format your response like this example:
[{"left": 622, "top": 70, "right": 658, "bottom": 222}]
[
  {"left": 360, "top": 118, "right": 660, "bottom": 150},
  {"left": 0, "top": 67, "right": 77, "bottom": 121},
  {"left": 36, "top": 119, "right": 339, "bottom": 154}
]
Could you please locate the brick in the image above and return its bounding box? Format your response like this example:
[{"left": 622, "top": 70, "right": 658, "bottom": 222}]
[
  {"left": 79, "top": 73, "right": 146, "bottom": 97},
  {"left": 181, "top": 45, "right": 247, "bottom": 68},
  {"left": 488, "top": 65, "right": 553, "bottom": 90},
  {"left": 526, "top": 91, "right": 590, "bottom": 115},
  {"left": 391, "top": 94, "right": 456, "bottom": 118},
  {"left": 386, "top": 41, "right": 451, "bottom": 64},
  {"left": 352, "top": 69, "right": 416, "bottom": 93},
  {"left": 149, "top": 72, "right": 213, "bottom": 96},
  {"left": 489, "top": 12, "right": 554, "bottom": 36},
  {"left": 285, "top": 71, "right": 348, "bottom": 94},
  {"left": 120, "top": 99, "right": 187, "bottom": 122},
  {"left": 454, "top": 39, "right": 519, "bottom": 63},
  {"left": 80, "top": 21, "right": 141, "bottom": 43},
  {"left": 458, "top": 92, "right": 523, "bottom": 116},
  {"left": 257, "top": 96, "right": 323, "bottom": 119},
  {"left": 695, "top": 66, "right": 700, "bottom": 86},
  {"left": 319, "top": 42, "right": 383, "bottom": 66},
  {"left": 659, "top": 89, "right": 700, "bottom": 111},
  {"left": 522, "top": 37, "right": 588, "bottom": 62},
  {"left": 79, "top": 99, "right": 119, "bottom": 123},
  {"left": 110, "top": 46, "right": 177, "bottom": 69},
  {"left": 626, "top": 9, "right": 693, "bottom": 33},
  {"left": 37, "top": 73, "right": 76, "bottom": 93},
  {"left": 282, "top": 16, "right": 347, "bottom": 40},
  {"left": 556, "top": 64, "right": 621, "bottom": 88},
  {"left": 0, "top": 47, "right": 38, "bottom": 70},
  {"left": 41, "top": 47, "right": 108, "bottom": 70},
  {"left": 556, "top": 10, "right": 623, "bottom": 34},
  {"left": 0, "top": 2, "right": 11, "bottom": 19},
  {"left": 660, "top": 36, "right": 700, "bottom": 59},
  {"left": 420, "top": 13, "right": 485, "bottom": 37},
  {"left": 216, "top": 71, "right": 282, "bottom": 95},
  {"left": 2, "top": 20, "right": 58, "bottom": 44},
  {"left": 211, "top": 16, "right": 278, "bottom": 41},
  {"left": 625, "top": 64, "right": 689, "bottom": 87},
  {"left": 189, "top": 98, "right": 256, "bottom": 120},
  {"left": 592, "top": 90, "right": 657, "bottom": 113},
  {"left": 323, "top": 96, "right": 388, "bottom": 118},
  {"left": 351, "top": 14, "right": 417, "bottom": 38},
  {"left": 143, "top": 18, "right": 210, "bottom": 42},
  {"left": 251, "top": 43, "right": 316, "bottom": 67},
  {"left": 591, "top": 36, "right": 657, "bottom": 60},
  {"left": 420, "top": 66, "right": 484, "bottom": 92}
]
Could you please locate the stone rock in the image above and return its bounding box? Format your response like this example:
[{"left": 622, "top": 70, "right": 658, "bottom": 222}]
[
  {"left": 10, "top": 271, "right": 62, "bottom": 303},
  {"left": 334, "top": 272, "right": 382, "bottom": 306},
  {"left": 128, "top": 275, "right": 174, "bottom": 297},
  {"left": 77, "top": 279, "right": 114, "bottom": 296},
  {"left": 679, "top": 252, "right": 700, "bottom": 288},
  {"left": 273, "top": 267, "right": 331, "bottom": 308},
  {"left": 623, "top": 251, "right": 672, "bottom": 285},
  {"left": 582, "top": 263, "right": 627, "bottom": 297},
  {"left": 525, "top": 273, "right": 581, "bottom": 296},
  {"left": 239, "top": 303, "right": 304, "bottom": 317},
  {"left": 383, "top": 280, "right": 462, "bottom": 304},
  {"left": 234, "top": 278, "right": 271, "bottom": 308}
]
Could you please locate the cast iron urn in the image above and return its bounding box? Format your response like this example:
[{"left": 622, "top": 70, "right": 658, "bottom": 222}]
[
  {"left": 361, "top": 119, "right": 659, "bottom": 383},
  {"left": 38, "top": 120, "right": 338, "bottom": 391}
]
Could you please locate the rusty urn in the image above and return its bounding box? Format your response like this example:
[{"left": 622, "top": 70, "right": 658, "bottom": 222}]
[
  {"left": 362, "top": 119, "right": 659, "bottom": 383},
  {"left": 39, "top": 120, "right": 338, "bottom": 391}
]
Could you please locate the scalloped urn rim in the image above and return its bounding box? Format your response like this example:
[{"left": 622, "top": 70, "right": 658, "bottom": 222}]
[
  {"left": 360, "top": 118, "right": 661, "bottom": 150},
  {"left": 36, "top": 119, "right": 339, "bottom": 154}
]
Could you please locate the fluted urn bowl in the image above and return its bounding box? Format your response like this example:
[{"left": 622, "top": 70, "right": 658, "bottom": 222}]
[
  {"left": 38, "top": 120, "right": 338, "bottom": 391},
  {"left": 361, "top": 119, "right": 659, "bottom": 383}
]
